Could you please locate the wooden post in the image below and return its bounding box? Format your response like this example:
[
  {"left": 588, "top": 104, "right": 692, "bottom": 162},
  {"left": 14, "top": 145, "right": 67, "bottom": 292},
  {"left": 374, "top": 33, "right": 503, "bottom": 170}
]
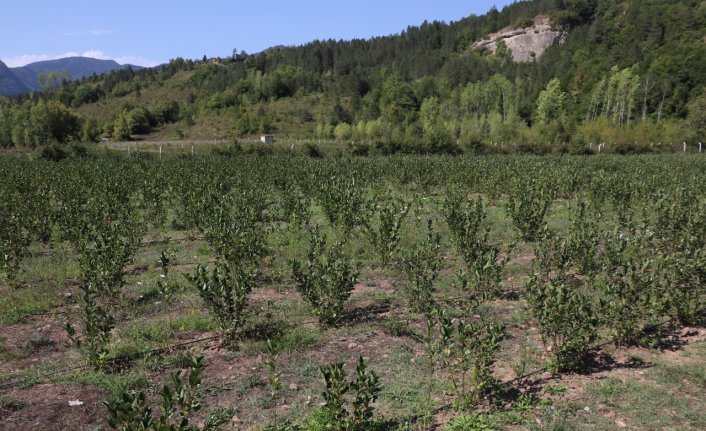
[
  {"left": 683, "top": 142, "right": 687, "bottom": 153},
  {"left": 160, "top": 146, "right": 163, "bottom": 159}
]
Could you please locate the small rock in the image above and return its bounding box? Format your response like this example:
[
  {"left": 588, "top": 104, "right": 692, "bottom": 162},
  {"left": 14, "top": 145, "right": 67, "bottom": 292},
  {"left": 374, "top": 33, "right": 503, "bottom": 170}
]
[
  {"left": 63, "top": 292, "right": 73, "bottom": 300},
  {"left": 583, "top": 406, "right": 591, "bottom": 412},
  {"left": 280, "top": 404, "right": 290, "bottom": 412},
  {"left": 615, "top": 419, "right": 627, "bottom": 428},
  {"left": 289, "top": 383, "right": 298, "bottom": 391},
  {"left": 68, "top": 400, "right": 84, "bottom": 407},
  {"left": 348, "top": 343, "right": 358, "bottom": 349},
  {"left": 231, "top": 416, "right": 241, "bottom": 423}
]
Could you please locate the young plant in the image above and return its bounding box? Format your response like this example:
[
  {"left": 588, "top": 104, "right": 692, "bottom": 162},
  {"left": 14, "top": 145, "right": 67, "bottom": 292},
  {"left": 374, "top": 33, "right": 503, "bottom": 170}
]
[
  {"left": 105, "top": 354, "right": 205, "bottom": 430},
  {"left": 187, "top": 262, "right": 252, "bottom": 344},
  {"left": 278, "top": 182, "right": 311, "bottom": 230},
  {"left": 157, "top": 249, "right": 181, "bottom": 300},
  {"left": 564, "top": 199, "right": 602, "bottom": 276},
  {"left": 506, "top": 181, "right": 553, "bottom": 242},
  {"left": 363, "top": 197, "right": 409, "bottom": 267},
  {"left": 196, "top": 188, "right": 268, "bottom": 266},
  {"left": 444, "top": 192, "right": 490, "bottom": 267},
  {"left": 65, "top": 282, "right": 115, "bottom": 371},
  {"left": 0, "top": 212, "right": 29, "bottom": 288},
  {"left": 445, "top": 193, "right": 509, "bottom": 301},
  {"left": 525, "top": 275, "right": 598, "bottom": 372},
  {"left": 66, "top": 215, "right": 143, "bottom": 369},
  {"left": 265, "top": 339, "right": 283, "bottom": 430},
  {"left": 438, "top": 311, "right": 507, "bottom": 409},
  {"left": 402, "top": 220, "right": 442, "bottom": 314},
  {"left": 319, "top": 356, "right": 382, "bottom": 431},
  {"left": 291, "top": 227, "right": 359, "bottom": 327},
  {"left": 318, "top": 177, "right": 366, "bottom": 234}
]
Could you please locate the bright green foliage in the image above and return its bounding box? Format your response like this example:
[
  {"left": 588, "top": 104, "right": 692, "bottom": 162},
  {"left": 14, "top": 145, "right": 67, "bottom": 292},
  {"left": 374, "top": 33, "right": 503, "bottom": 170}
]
[
  {"left": 105, "top": 354, "right": 205, "bottom": 431},
  {"left": 363, "top": 197, "right": 409, "bottom": 267},
  {"left": 535, "top": 78, "right": 567, "bottom": 125},
  {"left": 525, "top": 275, "right": 598, "bottom": 372},
  {"left": 319, "top": 356, "right": 382, "bottom": 431},
  {"left": 187, "top": 263, "right": 252, "bottom": 344},
  {"left": 291, "top": 228, "right": 359, "bottom": 326},
  {"left": 587, "top": 66, "right": 642, "bottom": 125}
]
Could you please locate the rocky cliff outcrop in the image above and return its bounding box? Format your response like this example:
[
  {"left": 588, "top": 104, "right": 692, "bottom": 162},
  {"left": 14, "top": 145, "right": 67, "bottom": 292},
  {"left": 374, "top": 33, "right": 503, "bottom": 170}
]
[{"left": 472, "top": 17, "right": 563, "bottom": 63}]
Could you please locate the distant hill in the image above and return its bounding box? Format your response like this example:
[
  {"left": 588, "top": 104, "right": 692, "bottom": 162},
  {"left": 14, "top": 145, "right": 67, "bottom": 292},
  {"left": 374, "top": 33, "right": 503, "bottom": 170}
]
[
  {"left": 0, "top": 57, "right": 142, "bottom": 94},
  {"left": 0, "top": 60, "right": 30, "bottom": 96},
  {"left": 1, "top": 0, "right": 704, "bottom": 150}
]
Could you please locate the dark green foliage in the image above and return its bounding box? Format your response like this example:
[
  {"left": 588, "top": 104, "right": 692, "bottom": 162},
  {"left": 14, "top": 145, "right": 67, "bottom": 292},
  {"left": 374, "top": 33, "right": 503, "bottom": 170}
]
[
  {"left": 445, "top": 193, "right": 508, "bottom": 301},
  {"left": 319, "top": 356, "right": 382, "bottom": 431},
  {"left": 187, "top": 263, "right": 252, "bottom": 343},
  {"left": 402, "top": 220, "right": 443, "bottom": 314},
  {"left": 105, "top": 354, "right": 205, "bottom": 430},
  {"left": 363, "top": 197, "right": 409, "bottom": 267},
  {"left": 291, "top": 228, "right": 359, "bottom": 326},
  {"left": 438, "top": 310, "right": 507, "bottom": 409},
  {"left": 507, "top": 181, "right": 554, "bottom": 242},
  {"left": 525, "top": 275, "right": 598, "bottom": 372},
  {"left": 318, "top": 177, "right": 366, "bottom": 234}
]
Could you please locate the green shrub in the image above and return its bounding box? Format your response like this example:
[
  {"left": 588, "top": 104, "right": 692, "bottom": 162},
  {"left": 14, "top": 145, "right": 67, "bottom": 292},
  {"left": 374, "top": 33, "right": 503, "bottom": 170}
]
[
  {"left": 187, "top": 262, "right": 252, "bottom": 344},
  {"left": 318, "top": 356, "right": 382, "bottom": 431},
  {"left": 525, "top": 276, "right": 598, "bottom": 372},
  {"left": 105, "top": 354, "right": 205, "bottom": 430},
  {"left": 291, "top": 228, "right": 358, "bottom": 326},
  {"left": 507, "top": 181, "right": 553, "bottom": 242}
]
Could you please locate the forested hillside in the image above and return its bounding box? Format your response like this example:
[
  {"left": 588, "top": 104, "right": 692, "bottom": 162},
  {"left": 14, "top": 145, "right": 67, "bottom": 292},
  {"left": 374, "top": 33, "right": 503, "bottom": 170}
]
[{"left": 1, "top": 0, "right": 705, "bottom": 153}]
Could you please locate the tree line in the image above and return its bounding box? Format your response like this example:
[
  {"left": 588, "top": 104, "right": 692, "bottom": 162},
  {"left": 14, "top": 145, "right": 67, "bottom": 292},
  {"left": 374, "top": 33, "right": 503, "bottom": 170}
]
[{"left": 0, "top": 0, "right": 704, "bottom": 152}]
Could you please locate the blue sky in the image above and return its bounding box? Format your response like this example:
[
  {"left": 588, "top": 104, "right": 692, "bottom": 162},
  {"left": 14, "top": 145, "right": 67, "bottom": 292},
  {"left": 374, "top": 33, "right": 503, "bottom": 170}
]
[{"left": 1, "top": 1, "right": 513, "bottom": 67}]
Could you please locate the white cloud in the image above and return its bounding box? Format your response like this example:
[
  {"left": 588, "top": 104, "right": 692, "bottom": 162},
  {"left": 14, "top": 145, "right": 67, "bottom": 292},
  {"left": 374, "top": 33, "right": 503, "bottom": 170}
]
[
  {"left": 1, "top": 50, "right": 161, "bottom": 68},
  {"left": 64, "top": 29, "right": 115, "bottom": 37}
]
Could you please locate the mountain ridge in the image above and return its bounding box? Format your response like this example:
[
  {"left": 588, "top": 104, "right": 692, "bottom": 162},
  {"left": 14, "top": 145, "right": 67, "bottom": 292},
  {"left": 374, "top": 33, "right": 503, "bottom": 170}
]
[
  {"left": 0, "top": 57, "right": 142, "bottom": 95},
  {"left": 0, "top": 60, "right": 30, "bottom": 96}
]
